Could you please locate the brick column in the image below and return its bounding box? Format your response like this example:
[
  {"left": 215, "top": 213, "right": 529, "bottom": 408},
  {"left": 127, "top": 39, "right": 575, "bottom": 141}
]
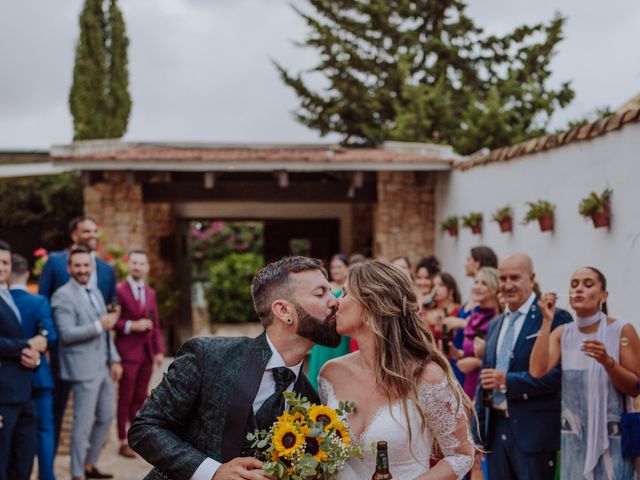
[
  {"left": 373, "top": 171, "right": 436, "bottom": 266},
  {"left": 83, "top": 171, "right": 174, "bottom": 281}
]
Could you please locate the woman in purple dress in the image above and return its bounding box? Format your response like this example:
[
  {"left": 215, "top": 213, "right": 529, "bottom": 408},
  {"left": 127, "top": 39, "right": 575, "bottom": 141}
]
[{"left": 447, "top": 267, "right": 500, "bottom": 399}]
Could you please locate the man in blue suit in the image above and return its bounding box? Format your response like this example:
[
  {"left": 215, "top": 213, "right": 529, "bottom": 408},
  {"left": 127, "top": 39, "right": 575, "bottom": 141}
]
[
  {"left": 0, "top": 240, "right": 45, "bottom": 480},
  {"left": 476, "top": 252, "right": 572, "bottom": 480},
  {"left": 38, "top": 217, "right": 116, "bottom": 448},
  {"left": 11, "top": 254, "right": 57, "bottom": 480}
]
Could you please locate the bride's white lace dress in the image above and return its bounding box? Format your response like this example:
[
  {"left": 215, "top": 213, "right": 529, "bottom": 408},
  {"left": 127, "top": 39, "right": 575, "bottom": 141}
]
[{"left": 319, "top": 376, "right": 473, "bottom": 480}]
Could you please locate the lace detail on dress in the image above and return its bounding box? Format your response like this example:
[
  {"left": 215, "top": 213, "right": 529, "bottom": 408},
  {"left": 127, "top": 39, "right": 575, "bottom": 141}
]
[
  {"left": 418, "top": 379, "right": 474, "bottom": 479},
  {"left": 318, "top": 375, "right": 334, "bottom": 406}
]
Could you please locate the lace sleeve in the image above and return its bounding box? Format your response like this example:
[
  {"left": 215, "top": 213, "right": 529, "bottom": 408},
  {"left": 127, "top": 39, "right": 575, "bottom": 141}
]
[
  {"left": 318, "top": 376, "right": 334, "bottom": 405},
  {"left": 419, "top": 378, "right": 474, "bottom": 479}
]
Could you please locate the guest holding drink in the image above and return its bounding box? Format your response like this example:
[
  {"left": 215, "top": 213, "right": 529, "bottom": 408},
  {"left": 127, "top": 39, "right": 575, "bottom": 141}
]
[
  {"left": 423, "top": 273, "right": 461, "bottom": 344},
  {"left": 308, "top": 254, "right": 351, "bottom": 388},
  {"left": 114, "top": 250, "right": 164, "bottom": 459},
  {"left": 447, "top": 267, "right": 500, "bottom": 399},
  {"left": 530, "top": 267, "right": 640, "bottom": 479}
]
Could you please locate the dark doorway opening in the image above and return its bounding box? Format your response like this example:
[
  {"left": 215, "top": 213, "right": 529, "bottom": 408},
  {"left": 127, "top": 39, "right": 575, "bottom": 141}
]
[{"left": 263, "top": 219, "right": 340, "bottom": 264}]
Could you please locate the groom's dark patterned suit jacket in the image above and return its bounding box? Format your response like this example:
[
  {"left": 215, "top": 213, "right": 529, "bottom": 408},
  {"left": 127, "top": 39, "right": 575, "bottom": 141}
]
[{"left": 129, "top": 332, "right": 319, "bottom": 480}]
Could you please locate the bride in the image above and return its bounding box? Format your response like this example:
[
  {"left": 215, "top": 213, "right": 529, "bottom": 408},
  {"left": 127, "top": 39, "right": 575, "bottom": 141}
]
[{"left": 319, "top": 260, "right": 474, "bottom": 479}]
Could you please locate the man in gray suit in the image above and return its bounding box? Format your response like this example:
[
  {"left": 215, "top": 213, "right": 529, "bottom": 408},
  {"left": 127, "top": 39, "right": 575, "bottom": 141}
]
[{"left": 51, "top": 246, "right": 122, "bottom": 480}]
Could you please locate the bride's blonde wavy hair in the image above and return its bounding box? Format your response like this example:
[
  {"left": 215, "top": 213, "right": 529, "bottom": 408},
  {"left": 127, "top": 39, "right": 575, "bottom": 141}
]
[{"left": 346, "top": 260, "right": 475, "bottom": 439}]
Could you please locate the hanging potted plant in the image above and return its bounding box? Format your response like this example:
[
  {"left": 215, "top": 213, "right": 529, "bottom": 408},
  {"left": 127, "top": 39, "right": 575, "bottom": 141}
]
[
  {"left": 579, "top": 188, "right": 612, "bottom": 229},
  {"left": 440, "top": 215, "right": 459, "bottom": 237},
  {"left": 461, "top": 212, "right": 483, "bottom": 235},
  {"left": 491, "top": 206, "right": 514, "bottom": 233},
  {"left": 522, "top": 200, "right": 556, "bottom": 232}
]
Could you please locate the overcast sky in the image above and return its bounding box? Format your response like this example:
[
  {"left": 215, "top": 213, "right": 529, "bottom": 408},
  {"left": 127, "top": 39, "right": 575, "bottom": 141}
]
[{"left": 0, "top": 0, "right": 638, "bottom": 151}]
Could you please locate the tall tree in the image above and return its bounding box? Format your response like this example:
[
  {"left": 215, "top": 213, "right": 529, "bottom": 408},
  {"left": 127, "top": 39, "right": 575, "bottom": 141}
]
[
  {"left": 69, "top": 0, "right": 131, "bottom": 140},
  {"left": 276, "top": 0, "right": 575, "bottom": 155}
]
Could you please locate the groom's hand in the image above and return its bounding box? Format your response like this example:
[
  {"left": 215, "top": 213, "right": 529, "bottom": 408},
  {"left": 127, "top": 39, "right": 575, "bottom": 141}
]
[{"left": 212, "top": 457, "right": 271, "bottom": 480}]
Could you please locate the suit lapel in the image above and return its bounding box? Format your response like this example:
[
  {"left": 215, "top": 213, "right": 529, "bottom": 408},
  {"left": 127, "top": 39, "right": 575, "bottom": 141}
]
[
  {"left": 0, "top": 296, "right": 23, "bottom": 335},
  {"left": 221, "top": 332, "right": 272, "bottom": 462},
  {"left": 510, "top": 298, "right": 540, "bottom": 368}
]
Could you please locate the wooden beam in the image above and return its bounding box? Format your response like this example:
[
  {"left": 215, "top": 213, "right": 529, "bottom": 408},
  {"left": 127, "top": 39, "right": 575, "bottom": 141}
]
[{"left": 142, "top": 180, "right": 377, "bottom": 203}]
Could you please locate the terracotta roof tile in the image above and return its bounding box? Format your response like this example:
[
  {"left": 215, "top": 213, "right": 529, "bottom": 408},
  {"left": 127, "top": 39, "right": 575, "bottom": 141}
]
[
  {"left": 52, "top": 145, "right": 453, "bottom": 167},
  {"left": 456, "top": 106, "right": 640, "bottom": 170}
]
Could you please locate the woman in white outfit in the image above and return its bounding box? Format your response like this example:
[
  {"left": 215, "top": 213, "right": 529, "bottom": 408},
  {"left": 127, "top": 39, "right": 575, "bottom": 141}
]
[{"left": 319, "top": 260, "right": 474, "bottom": 480}]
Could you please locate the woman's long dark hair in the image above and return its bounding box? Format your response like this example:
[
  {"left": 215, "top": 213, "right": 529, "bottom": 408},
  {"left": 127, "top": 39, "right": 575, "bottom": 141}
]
[
  {"left": 586, "top": 266, "right": 608, "bottom": 314},
  {"left": 435, "top": 272, "right": 462, "bottom": 304}
]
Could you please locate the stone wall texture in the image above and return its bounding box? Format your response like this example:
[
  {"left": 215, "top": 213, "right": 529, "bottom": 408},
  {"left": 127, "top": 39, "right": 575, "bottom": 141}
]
[
  {"left": 374, "top": 171, "right": 436, "bottom": 267},
  {"left": 83, "top": 172, "right": 174, "bottom": 280}
]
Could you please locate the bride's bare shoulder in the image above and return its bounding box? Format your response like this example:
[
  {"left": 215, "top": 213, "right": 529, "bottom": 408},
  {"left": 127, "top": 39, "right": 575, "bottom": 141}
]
[
  {"left": 419, "top": 361, "right": 447, "bottom": 385},
  {"left": 319, "top": 351, "right": 359, "bottom": 384}
]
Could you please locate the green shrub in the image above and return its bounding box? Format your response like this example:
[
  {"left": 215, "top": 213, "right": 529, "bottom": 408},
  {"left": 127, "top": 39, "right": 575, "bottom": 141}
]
[
  {"left": 206, "top": 252, "right": 264, "bottom": 324},
  {"left": 578, "top": 188, "right": 612, "bottom": 217},
  {"left": 522, "top": 200, "right": 555, "bottom": 224}
]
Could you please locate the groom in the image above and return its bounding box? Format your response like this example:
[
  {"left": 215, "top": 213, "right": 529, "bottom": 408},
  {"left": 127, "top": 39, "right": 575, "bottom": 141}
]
[{"left": 129, "top": 256, "right": 341, "bottom": 480}]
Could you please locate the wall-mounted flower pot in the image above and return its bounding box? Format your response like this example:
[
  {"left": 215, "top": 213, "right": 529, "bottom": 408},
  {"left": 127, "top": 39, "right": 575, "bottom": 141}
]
[
  {"left": 498, "top": 218, "right": 513, "bottom": 233},
  {"left": 590, "top": 209, "right": 610, "bottom": 229},
  {"left": 470, "top": 224, "right": 482, "bottom": 235},
  {"left": 446, "top": 226, "right": 458, "bottom": 237},
  {"left": 537, "top": 214, "right": 554, "bottom": 232}
]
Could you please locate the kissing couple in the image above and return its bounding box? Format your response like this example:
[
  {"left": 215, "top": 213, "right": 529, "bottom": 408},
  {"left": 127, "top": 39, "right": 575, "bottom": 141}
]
[{"left": 130, "top": 256, "right": 474, "bottom": 480}]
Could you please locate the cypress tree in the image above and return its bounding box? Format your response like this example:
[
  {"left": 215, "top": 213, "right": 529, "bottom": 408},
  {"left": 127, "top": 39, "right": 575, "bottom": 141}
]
[
  {"left": 69, "top": 0, "right": 131, "bottom": 141},
  {"left": 106, "top": 0, "right": 131, "bottom": 138},
  {"left": 276, "top": 0, "right": 575, "bottom": 154}
]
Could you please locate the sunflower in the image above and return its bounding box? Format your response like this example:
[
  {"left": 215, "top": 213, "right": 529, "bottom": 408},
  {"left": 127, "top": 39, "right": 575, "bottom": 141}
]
[
  {"left": 308, "top": 405, "right": 338, "bottom": 430},
  {"left": 273, "top": 421, "right": 305, "bottom": 457},
  {"left": 300, "top": 425, "right": 327, "bottom": 462},
  {"left": 332, "top": 421, "right": 351, "bottom": 447}
]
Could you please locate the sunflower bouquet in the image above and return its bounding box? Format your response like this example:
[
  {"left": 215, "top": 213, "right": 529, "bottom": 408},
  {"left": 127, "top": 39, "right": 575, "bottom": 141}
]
[{"left": 247, "top": 391, "right": 360, "bottom": 479}]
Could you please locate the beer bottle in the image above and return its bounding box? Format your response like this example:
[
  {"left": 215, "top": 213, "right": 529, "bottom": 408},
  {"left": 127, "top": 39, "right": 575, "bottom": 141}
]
[
  {"left": 441, "top": 323, "right": 450, "bottom": 355},
  {"left": 372, "top": 441, "right": 392, "bottom": 480}
]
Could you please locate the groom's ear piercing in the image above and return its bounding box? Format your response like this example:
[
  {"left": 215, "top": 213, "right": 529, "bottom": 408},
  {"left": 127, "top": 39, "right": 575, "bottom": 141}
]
[{"left": 286, "top": 317, "right": 293, "bottom": 324}]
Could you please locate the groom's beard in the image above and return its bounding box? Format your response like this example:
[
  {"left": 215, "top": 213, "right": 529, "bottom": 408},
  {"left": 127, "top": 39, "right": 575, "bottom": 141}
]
[{"left": 295, "top": 304, "right": 341, "bottom": 347}]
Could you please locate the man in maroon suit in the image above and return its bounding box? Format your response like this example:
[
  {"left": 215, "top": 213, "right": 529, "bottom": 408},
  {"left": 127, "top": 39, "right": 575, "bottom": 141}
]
[{"left": 114, "top": 250, "right": 164, "bottom": 458}]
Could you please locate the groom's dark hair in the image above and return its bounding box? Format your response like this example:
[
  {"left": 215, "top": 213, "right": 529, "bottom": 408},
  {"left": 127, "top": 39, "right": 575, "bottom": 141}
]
[{"left": 251, "top": 256, "right": 327, "bottom": 327}]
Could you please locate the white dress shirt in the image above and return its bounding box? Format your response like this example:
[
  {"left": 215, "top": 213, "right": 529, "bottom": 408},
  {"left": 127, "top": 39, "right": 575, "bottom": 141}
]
[
  {"left": 89, "top": 251, "right": 98, "bottom": 290},
  {"left": 191, "top": 334, "right": 303, "bottom": 480},
  {"left": 493, "top": 292, "right": 536, "bottom": 410},
  {"left": 123, "top": 276, "right": 146, "bottom": 334}
]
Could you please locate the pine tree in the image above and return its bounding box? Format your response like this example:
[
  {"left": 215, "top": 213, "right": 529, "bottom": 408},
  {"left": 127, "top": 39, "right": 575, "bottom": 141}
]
[
  {"left": 69, "top": 0, "right": 131, "bottom": 141},
  {"left": 276, "top": 0, "right": 574, "bottom": 154}
]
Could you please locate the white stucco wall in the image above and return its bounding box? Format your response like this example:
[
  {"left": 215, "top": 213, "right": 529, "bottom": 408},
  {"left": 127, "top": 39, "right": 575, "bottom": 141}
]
[{"left": 435, "top": 123, "right": 640, "bottom": 328}]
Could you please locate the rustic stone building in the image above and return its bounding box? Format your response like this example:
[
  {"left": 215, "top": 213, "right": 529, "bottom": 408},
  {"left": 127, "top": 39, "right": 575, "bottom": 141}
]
[{"left": 50, "top": 140, "right": 456, "bottom": 347}]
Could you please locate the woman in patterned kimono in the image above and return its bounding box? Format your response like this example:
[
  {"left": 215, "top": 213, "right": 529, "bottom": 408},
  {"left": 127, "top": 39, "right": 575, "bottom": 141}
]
[{"left": 530, "top": 267, "right": 640, "bottom": 480}]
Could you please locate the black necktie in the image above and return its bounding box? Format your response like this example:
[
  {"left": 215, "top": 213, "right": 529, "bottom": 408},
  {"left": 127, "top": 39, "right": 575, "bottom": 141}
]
[{"left": 254, "top": 367, "right": 296, "bottom": 430}]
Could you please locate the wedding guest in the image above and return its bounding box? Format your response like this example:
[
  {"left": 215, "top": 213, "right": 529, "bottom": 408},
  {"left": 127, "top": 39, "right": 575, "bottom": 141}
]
[
  {"left": 391, "top": 256, "right": 412, "bottom": 277},
  {"left": 319, "top": 260, "right": 474, "bottom": 479},
  {"left": 0, "top": 241, "right": 41, "bottom": 480},
  {"left": 415, "top": 256, "right": 441, "bottom": 303},
  {"left": 459, "top": 246, "right": 498, "bottom": 317},
  {"left": 447, "top": 267, "right": 500, "bottom": 399},
  {"left": 38, "top": 216, "right": 116, "bottom": 448},
  {"left": 308, "top": 254, "right": 351, "bottom": 388},
  {"left": 51, "top": 246, "right": 121, "bottom": 480},
  {"left": 9, "top": 254, "right": 57, "bottom": 480},
  {"left": 114, "top": 250, "right": 164, "bottom": 459},
  {"left": 476, "top": 252, "right": 572, "bottom": 479},
  {"left": 530, "top": 267, "right": 640, "bottom": 479},
  {"left": 423, "top": 272, "right": 461, "bottom": 343}
]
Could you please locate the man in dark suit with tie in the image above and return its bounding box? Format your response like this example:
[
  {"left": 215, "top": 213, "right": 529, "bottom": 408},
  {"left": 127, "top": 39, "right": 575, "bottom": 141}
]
[
  {"left": 129, "top": 256, "right": 342, "bottom": 480},
  {"left": 114, "top": 249, "right": 164, "bottom": 458},
  {"left": 0, "top": 240, "right": 45, "bottom": 480},
  {"left": 476, "top": 252, "right": 572, "bottom": 479},
  {"left": 38, "top": 216, "right": 117, "bottom": 448},
  {"left": 51, "top": 246, "right": 122, "bottom": 480},
  {"left": 9, "top": 254, "right": 58, "bottom": 480}
]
